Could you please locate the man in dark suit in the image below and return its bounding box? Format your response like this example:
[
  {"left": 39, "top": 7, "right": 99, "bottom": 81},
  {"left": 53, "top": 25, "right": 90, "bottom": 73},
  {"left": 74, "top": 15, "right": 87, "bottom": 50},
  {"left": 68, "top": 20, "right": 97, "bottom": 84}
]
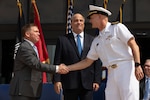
[
  {"left": 140, "top": 59, "right": 150, "bottom": 100},
  {"left": 9, "top": 23, "right": 69, "bottom": 100},
  {"left": 53, "top": 13, "right": 101, "bottom": 100}
]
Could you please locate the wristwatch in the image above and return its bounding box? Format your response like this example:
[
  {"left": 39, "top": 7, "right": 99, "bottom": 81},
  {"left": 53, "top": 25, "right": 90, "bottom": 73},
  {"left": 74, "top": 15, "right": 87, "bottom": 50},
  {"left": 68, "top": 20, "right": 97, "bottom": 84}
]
[{"left": 135, "top": 62, "right": 141, "bottom": 67}]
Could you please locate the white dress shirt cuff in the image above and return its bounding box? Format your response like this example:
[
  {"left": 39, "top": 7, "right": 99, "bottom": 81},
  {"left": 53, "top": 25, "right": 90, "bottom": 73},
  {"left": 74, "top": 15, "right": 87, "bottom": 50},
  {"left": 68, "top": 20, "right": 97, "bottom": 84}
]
[{"left": 56, "top": 65, "right": 59, "bottom": 73}]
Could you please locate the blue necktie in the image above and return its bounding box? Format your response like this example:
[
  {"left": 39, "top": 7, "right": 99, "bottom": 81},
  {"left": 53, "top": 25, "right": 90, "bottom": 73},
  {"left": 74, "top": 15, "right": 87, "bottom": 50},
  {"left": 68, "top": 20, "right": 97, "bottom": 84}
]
[
  {"left": 144, "top": 78, "right": 150, "bottom": 100},
  {"left": 77, "top": 34, "right": 82, "bottom": 55}
]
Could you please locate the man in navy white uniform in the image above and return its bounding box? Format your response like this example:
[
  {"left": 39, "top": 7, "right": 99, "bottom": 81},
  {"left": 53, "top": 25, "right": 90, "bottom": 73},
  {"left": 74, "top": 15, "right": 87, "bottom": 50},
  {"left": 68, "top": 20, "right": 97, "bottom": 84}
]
[{"left": 66, "top": 5, "right": 144, "bottom": 100}]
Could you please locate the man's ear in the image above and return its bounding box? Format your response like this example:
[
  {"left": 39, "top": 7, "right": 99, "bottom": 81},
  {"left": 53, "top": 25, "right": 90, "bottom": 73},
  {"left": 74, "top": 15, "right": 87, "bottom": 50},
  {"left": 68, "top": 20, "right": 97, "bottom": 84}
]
[{"left": 25, "top": 32, "right": 30, "bottom": 38}]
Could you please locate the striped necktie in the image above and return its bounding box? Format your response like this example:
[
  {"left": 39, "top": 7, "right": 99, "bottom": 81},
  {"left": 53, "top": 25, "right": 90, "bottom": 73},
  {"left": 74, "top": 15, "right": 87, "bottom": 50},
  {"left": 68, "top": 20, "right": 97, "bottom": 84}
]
[
  {"left": 144, "top": 78, "right": 150, "bottom": 100},
  {"left": 33, "top": 45, "right": 39, "bottom": 58},
  {"left": 77, "top": 34, "right": 82, "bottom": 55}
]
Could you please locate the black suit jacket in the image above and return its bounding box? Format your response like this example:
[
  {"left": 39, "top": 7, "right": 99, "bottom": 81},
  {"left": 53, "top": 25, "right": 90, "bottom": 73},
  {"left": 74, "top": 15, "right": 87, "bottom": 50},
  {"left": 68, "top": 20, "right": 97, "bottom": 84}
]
[
  {"left": 9, "top": 40, "right": 56, "bottom": 98},
  {"left": 53, "top": 33, "right": 101, "bottom": 90},
  {"left": 140, "top": 77, "right": 145, "bottom": 100}
]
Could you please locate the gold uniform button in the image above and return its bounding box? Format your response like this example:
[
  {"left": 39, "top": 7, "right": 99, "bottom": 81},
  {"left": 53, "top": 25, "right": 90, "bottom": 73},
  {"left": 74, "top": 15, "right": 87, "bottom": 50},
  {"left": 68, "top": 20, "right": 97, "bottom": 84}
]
[{"left": 110, "top": 64, "right": 117, "bottom": 68}]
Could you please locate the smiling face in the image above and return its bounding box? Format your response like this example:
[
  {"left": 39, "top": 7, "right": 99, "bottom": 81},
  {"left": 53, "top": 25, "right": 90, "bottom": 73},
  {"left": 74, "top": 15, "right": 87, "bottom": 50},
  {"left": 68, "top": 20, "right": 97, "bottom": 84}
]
[
  {"left": 144, "top": 59, "right": 150, "bottom": 77},
  {"left": 71, "top": 13, "right": 85, "bottom": 34},
  {"left": 25, "top": 26, "right": 40, "bottom": 44}
]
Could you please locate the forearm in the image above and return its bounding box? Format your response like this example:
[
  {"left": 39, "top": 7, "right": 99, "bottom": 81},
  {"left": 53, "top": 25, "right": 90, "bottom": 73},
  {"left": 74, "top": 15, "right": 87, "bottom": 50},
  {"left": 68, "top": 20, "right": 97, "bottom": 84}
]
[
  {"left": 132, "top": 44, "right": 140, "bottom": 63},
  {"left": 128, "top": 38, "right": 140, "bottom": 63},
  {"left": 68, "top": 58, "right": 94, "bottom": 71},
  {"left": 40, "top": 63, "right": 56, "bottom": 73}
]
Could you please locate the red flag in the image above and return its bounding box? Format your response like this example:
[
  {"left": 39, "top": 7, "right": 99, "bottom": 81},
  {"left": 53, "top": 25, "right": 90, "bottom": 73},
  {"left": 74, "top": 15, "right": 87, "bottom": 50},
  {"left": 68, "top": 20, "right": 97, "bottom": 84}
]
[{"left": 31, "top": 0, "right": 50, "bottom": 83}]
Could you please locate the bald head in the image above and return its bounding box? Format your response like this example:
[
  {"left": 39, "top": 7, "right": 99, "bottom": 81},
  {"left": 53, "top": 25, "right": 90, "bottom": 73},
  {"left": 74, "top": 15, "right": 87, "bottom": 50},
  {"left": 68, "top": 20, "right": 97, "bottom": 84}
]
[
  {"left": 71, "top": 13, "right": 85, "bottom": 22},
  {"left": 71, "top": 13, "right": 85, "bottom": 34}
]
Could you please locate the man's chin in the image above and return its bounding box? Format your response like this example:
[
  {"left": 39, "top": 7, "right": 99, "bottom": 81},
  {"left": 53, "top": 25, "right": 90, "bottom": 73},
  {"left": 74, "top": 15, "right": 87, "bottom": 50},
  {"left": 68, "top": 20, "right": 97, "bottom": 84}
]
[
  {"left": 92, "top": 26, "right": 97, "bottom": 29},
  {"left": 35, "top": 40, "right": 40, "bottom": 44},
  {"left": 92, "top": 26, "right": 96, "bottom": 28}
]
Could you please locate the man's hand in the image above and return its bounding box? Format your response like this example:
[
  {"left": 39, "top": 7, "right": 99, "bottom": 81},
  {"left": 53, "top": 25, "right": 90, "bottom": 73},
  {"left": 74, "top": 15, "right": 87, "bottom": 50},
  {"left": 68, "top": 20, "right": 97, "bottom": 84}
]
[
  {"left": 57, "top": 64, "right": 69, "bottom": 74},
  {"left": 93, "top": 83, "right": 99, "bottom": 91},
  {"left": 54, "top": 82, "right": 62, "bottom": 94},
  {"left": 135, "top": 66, "right": 144, "bottom": 81}
]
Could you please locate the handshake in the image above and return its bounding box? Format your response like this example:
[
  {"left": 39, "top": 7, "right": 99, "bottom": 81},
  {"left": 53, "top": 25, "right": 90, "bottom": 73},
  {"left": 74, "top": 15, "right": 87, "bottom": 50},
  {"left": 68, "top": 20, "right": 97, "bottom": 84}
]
[{"left": 57, "top": 64, "right": 69, "bottom": 74}]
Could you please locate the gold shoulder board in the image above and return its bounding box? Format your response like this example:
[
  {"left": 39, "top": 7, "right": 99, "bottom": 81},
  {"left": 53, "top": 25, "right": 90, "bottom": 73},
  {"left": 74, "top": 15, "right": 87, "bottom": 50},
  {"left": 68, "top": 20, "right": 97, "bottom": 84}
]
[{"left": 111, "top": 21, "right": 119, "bottom": 25}]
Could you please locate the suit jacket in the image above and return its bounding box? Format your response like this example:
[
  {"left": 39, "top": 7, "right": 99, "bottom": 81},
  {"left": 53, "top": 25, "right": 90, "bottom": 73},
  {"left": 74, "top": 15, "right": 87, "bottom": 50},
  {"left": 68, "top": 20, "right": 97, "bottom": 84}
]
[
  {"left": 53, "top": 33, "right": 101, "bottom": 90},
  {"left": 140, "top": 77, "right": 145, "bottom": 100},
  {"left": 9, "top": 40, "right": 56, "bottom": 98}
]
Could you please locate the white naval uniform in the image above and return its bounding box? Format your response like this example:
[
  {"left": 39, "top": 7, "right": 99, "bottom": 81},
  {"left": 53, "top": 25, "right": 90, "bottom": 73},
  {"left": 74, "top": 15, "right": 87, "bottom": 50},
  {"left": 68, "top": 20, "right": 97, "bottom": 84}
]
[{"left": 87, "top": 22, "right": 139, "bottom": 100}]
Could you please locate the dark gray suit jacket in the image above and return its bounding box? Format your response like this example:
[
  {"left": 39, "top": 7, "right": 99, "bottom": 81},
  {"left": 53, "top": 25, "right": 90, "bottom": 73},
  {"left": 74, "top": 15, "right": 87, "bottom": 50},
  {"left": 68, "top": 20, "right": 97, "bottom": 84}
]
[
  {"left": 9, "top": 40, "right": 56, "bottom": 98},
  {"left": 140, "top": 76, "right": 146, "bottom": 100},
  {"left": 53, "top": 33, "right": 101, "bottom": 90},
  {"left": 140, "top": 77, "right": 145, "bottom": 100}
]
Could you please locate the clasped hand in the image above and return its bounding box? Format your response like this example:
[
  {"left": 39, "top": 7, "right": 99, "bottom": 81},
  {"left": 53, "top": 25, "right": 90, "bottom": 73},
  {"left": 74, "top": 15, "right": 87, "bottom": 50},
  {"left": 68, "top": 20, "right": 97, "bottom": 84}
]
[{"left": 57, "top": 64, "right": 69, "bottom": 74}]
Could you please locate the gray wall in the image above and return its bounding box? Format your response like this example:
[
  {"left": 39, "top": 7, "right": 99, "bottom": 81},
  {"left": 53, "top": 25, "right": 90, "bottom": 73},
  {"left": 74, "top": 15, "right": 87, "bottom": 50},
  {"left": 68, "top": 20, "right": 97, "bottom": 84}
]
[{"left": 0, "top": 0, "right": 150, "bottom": 24}]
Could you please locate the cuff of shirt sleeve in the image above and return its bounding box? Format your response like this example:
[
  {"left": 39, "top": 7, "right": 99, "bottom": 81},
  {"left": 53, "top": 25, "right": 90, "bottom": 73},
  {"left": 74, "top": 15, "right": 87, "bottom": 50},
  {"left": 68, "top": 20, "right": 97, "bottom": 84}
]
[{"left": 56, "top": 65, "right": 59, "bottom": 73}]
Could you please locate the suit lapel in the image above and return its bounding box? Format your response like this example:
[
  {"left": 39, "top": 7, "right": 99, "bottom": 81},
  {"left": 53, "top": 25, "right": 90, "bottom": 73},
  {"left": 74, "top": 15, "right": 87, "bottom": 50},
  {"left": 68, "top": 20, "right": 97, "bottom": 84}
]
[
  {"left": 143, "top": 78, "right": 146, "bottom": 96},
  {"left": 67, "top": 33, "right": 81, "bottom": 58},
  {"left": 140, "top": 77, "right": 146, "bottom": 98},
  {"left": 82, "top": 34, "right": 89, "bottom": 58},
  {"left": 24, "top": 40, "right": 39, "bottom": 59}
]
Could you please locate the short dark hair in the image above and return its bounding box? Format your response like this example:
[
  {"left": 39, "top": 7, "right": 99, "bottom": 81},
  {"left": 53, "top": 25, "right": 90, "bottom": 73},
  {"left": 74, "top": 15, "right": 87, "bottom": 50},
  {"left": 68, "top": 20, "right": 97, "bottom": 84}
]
[{"left": 21, "top": 23, "right": 37, "bottom": 37}]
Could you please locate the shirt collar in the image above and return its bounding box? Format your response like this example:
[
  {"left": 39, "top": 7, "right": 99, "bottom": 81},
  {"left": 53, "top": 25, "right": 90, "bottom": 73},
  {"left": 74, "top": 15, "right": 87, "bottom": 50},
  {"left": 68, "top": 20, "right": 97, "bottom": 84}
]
[
  {"left": 73, "top": 31, "right": 84, "bottom": 38},
  {"left": 145, "top": 76, "right": 150, "bottom": 82},
  {"left": 98, "top": 22, "right": 111, "bottom": 37},
  {"left": 146, "top": 76, "right": 150, "bottom": 79},
  {"left": 24, "top": 38, "right": 34, "bottom": 47}
]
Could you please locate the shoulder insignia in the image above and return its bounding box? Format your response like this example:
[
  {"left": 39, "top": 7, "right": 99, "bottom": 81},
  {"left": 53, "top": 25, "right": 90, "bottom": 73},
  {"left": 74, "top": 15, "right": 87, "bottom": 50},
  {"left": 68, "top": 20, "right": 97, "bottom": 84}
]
[{"left": 111, "top": 21, "right": 119, "bottom": 25}]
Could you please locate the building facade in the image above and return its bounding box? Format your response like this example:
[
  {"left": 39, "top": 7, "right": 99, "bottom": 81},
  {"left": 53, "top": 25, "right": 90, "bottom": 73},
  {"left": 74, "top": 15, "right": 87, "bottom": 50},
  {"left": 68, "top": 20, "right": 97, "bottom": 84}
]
[{"left": 0, "top": 0, "right": 150, "bottom": 83}]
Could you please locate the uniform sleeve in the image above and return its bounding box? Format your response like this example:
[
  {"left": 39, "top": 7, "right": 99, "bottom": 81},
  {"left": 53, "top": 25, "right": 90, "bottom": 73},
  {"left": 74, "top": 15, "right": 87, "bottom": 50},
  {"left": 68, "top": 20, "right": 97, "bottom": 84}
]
[
  {"left": 116, "top": 23, "right": 134, "bottom": 44},
  {"left": 87, "top": 38, "right": 99, "bottom": 60}
]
